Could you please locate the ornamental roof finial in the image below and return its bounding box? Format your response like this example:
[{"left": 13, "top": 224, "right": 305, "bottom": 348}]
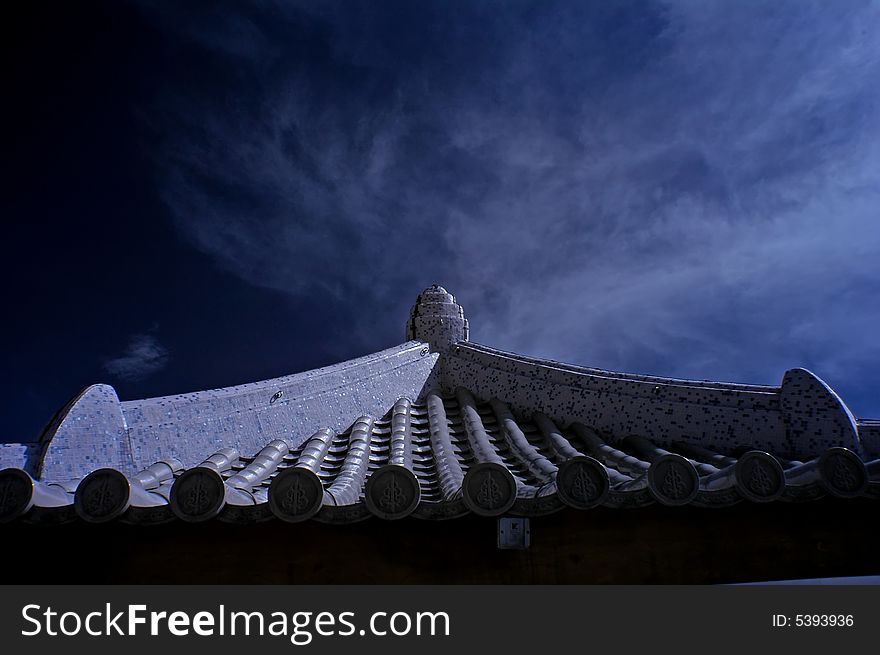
[{"left": 406, "top": 286, "right": 468, "bottom": 353}]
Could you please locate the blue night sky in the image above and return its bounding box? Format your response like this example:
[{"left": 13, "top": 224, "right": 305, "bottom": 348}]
[{"left": 3, "top": 0, "right": 879, "bottom": 443}]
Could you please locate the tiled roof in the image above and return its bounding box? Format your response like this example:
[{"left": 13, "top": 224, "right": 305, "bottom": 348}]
[
  {"left": 2, "top": 285, "right": 878, "bottom": 525},
  {"left": 2, "top": 389, "right": 878, "bottom": 525}
]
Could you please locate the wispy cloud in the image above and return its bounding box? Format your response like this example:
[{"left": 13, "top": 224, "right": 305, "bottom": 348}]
[
  {"left": 137, "top": 0, "right": 880, "bottom": 409},
  {"left": 103, "top": 333, "right": 170, "bottom": 382}
]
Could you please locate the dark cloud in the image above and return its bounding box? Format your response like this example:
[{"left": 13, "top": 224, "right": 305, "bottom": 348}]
[
  {"left": 136, "top": 0, "right": 880, "bottom": 404},
  {"left": 103, "top": 333, "right": 170, "bottom": 382}
]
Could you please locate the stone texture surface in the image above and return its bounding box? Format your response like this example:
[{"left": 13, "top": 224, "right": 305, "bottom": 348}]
[
  {"left": 0, "top": 443, "right": 38, "bottom": 473},
  {"left": 440, "top": 342, "right": 864, "bottom": 458},
  {"left": 406, "top": 284, "right": 469, "bottom": 353},
  {"left": 32, "top": 341, "right": 439, "bottom": 484},
  {"left": 857, "top": 420, "right": 880, "bottom": 458},
  {"left": 3, "top": 387, "right": 878, "bottom": 525},
  {"left": 39, "top": 384, "right": 132, "bottom": 482},
  {"left": 779, "top": 368, "right": 861, "bottom": 457},
  {"left": 5, "top": 284, "right": 877, "bottom": 513}
]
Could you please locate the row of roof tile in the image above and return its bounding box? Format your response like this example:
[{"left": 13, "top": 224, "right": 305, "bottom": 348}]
[{"left": 2, "top": 389, "right": 878, "bottom": 525}]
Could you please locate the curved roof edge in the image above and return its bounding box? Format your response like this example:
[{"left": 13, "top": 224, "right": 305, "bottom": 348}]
[
  {"left": 3, "top": 388, "right": 877, "bottom": 526},
  {"left": 13, "top": 285, "right": 878, "bottom": 483},
  {"left": 35, "top": 340, "right": 440, "bottom": 483},
  {"left": 440, "top": 342, "right": 863, "bottom": 458}
]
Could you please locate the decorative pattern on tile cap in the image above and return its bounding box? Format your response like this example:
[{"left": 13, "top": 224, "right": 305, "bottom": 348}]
[
  {"left": 463, "top": 463, "right": 518, "bottom": 516},
  {"left": 170, "top": 468, "right": 226, "bottom": 522},
  {"left": 74, "top": 468, "right": 131, "bottom": 523},
  {"left": 269, "top": 468, "right": 324, "bottom": 522},
  {"left": 364, "top": 398, "right": 422, "bottom": 519},
  {"left": 4, "top": 388, "right": 880, "bottom": 525},
  {"left": 556, "top": 456, "right": 610, "bottom": 509},
  {"left": 10, "top": 283, "right": 880, "bottom": 526},
  {"left": 0, "top": 468, "right": 35, "bottom": 523},
  {"left": 365, "top": 467, "right": 421, "bottom": 520},
  {"left": 624, "top": 435, "right": 700, "bottom": 506},
  {"left": 817, "top": 448, "right": 868, "bottom": 498},
  {"left": 734, "top": 451, "right": 786, "bottom": 503},
  {"left": 269, "top": 428, "right": 334, "bottom": 523},
  {"left": 647, "top": 454, "right": 700, "bottom": 506},
  {"left": 0, "top": 468, "right": 71, "bottom": 523},
  {"left": 406, "top": 284, "right": 469, "bottom": 353},
  {"left": 170, "top": 448, "right": 239, "bottom": 522}
]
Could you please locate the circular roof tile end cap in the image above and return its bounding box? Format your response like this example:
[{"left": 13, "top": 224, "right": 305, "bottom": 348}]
[
  {"left": 462, "top": 462, "right": 517, "bottom": 517},
  {"left": 74, "top": 468, "right": 132, "bottom": 523},
  {"left": 365, "top": 465, "right": 421, "bottom": 520},
  {"left": 647, "top": 454, "right": 700, "bottom": 506},
  {"left": 734, "top": 451, "right": 785, "bottom": 503},
  {"left": 557, "top": 456, "right": 610, "bottom": 510},
  {"left": 170, "top": 467, "right": 226, "bottom": 523},
  {"left": 268, "top": 467, "right": 324, "bottom": 523},
  {"left": 0, "top": 468, "right": 36, "bottom": 524},
  {"left": 818, "top": 447, "right": 867, "bottom": 498}
]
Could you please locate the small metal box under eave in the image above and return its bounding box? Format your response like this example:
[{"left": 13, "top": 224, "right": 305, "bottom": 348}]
[{"left": 497, "top": 517, "right": 530, "bottom": 549}]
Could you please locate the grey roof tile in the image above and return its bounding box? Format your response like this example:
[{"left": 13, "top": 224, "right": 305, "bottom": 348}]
[
  {"left": 4, "top": 285, "right": 879, "bottom": 525},
  {"left": 6, "top": 387, "right": 879, "bottom": 524}
]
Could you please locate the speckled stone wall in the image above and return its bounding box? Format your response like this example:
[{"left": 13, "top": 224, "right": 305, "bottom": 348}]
[
  {"left": 122, "top": 341, "right": 438, "bottom": 472},
  {"left": 36, "top": 341, "right": 439, "bottom": 483},
  {"left": 39, "top": 384, "right": 132, "bottom": 483},
  {"left": 439, "top": 342, "right": 862, "bottom": 459},
  {"left": 778, "top": 368, "right": 860, "bottom": 457},
  {"left": 0, "top": 443, "right": 38, "bottom": 473},
  {"left": 7, "top": 285, "right": 876, "bottom": 484},
  {"left": 857, "top": 421, "right": 880, "bottom": 458}
]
